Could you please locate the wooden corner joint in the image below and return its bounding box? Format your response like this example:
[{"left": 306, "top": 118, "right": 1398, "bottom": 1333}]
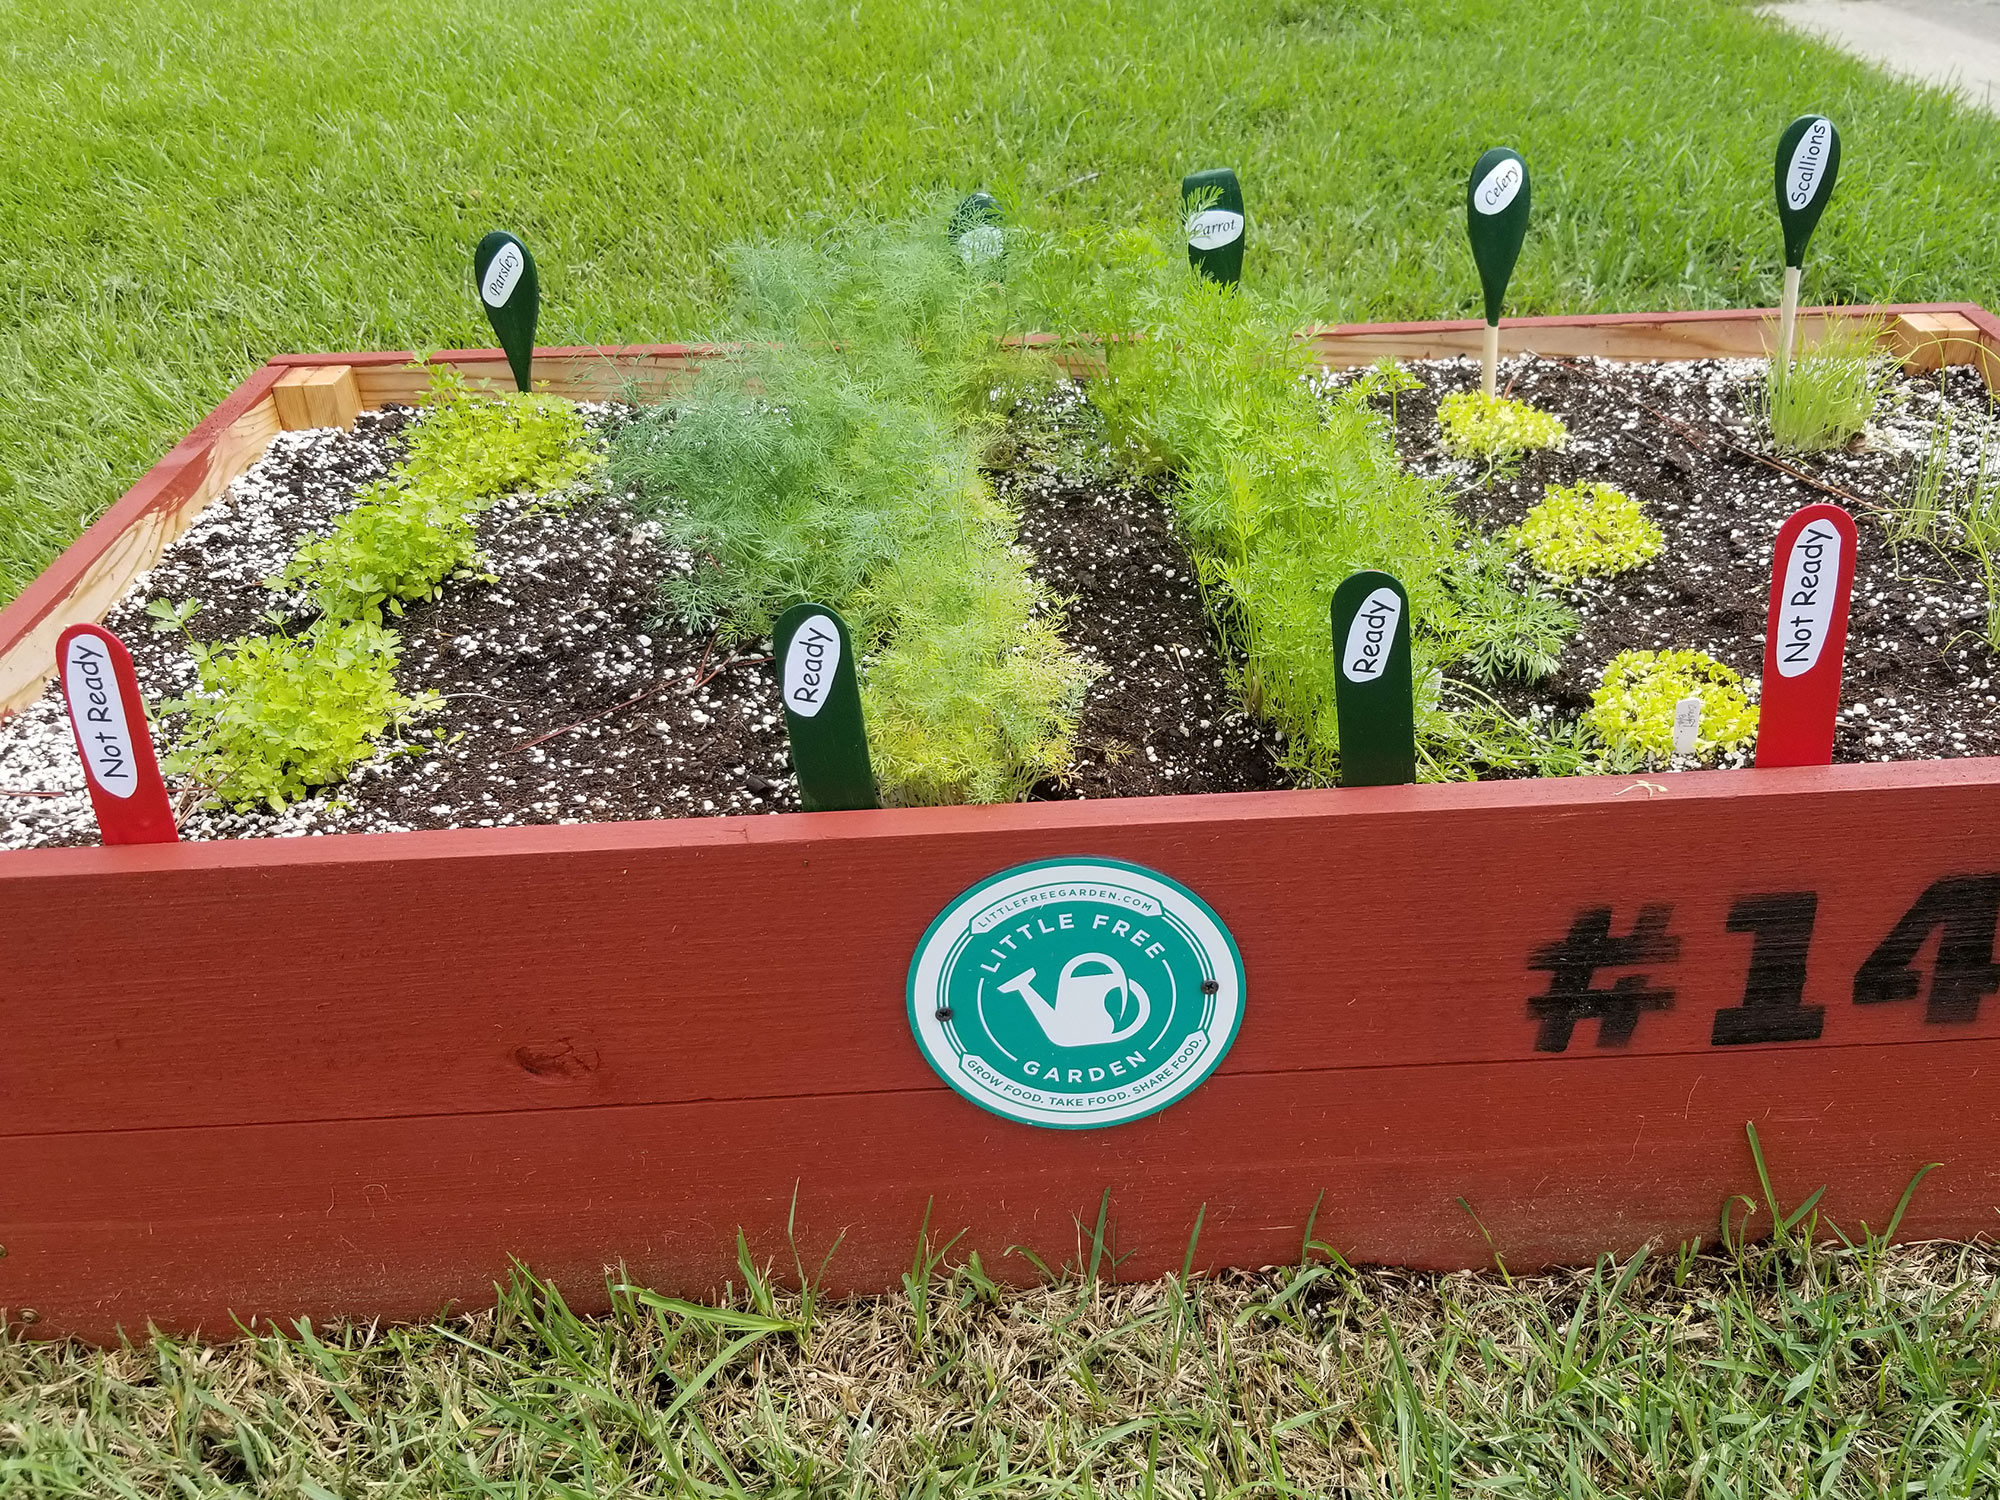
[
  {"left": 272, "top": 365, "right": 361, "bottom": 431},
  {"left": 1888, "top": 311, "right": 1985, "bottom": 373}
]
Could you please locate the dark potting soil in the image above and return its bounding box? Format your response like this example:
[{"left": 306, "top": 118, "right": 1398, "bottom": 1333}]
[
  {"left": 999, "top": 386, "right": 1287, "bottom": 802},
  {"left": 1354, "top": 355, "right": 2000, "bottom": 767},
  {"left": 0, "top": 410, "right": 801, "bottom": 848},
  {"left": 8, "top": 355, "right": 2000, "bottom": 851},
  {"left": 0, "top": 390, "right": 1276, "bottom": 850}
]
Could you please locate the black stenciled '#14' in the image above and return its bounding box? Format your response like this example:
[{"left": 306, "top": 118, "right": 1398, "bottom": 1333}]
[{"left": 1525, "top": 875, "right": 2000, "bottom": 1052}]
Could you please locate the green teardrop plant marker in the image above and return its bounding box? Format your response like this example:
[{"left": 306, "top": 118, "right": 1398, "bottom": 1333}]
[
  {"left": 1773, "top": 115, "right": 1840, "bottom": 368},
  {"left": 950, "top": 191, "right": 1006, "bottom": 270},
  {"left": 1182, "top": 167, "right": 1245, "bottom": 286},
  {"left": 1330, "top": 570, "right": 1416, "bottom": 787},
  {"left": 474, "top": 230, "right": 539, "bottom": 393},
  {"left": 775, "top": 602, "right": 878, "bottom": 812},
  {"left": 1465, "top": 147, "right": 1530, "bottom": 397}
]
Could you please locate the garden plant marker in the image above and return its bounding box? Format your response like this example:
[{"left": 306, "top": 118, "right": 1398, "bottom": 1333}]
[
  {"left": 950, "top": 191, "right": 1005, "bottom": 269},
  {"left": 55, "top": 623, "right": 177, "bottom": 844},
  {"left": 1330, "top": 570, "right": 1416, "bottom": 786},
  {"left": 1756, "top": 502, "right": 1858, "bottom": 768},
  {"left": 1672, "top": 696, "right": 1703, "bottom": 758},
  {"left": 473, "top": 230, "right": 540, "bottom": 393},
  {"left": 1181, "top": 167, "right": 1245, "bottom": 285},
  {"left": 774, "top": 602, "right": 877, "bottom": 812},
  {"left": 1466, "top": 147, "right": 1530, "bottom": 398},
  {"left": 1774, "top": 115, "right": 1841, "bottom": 369}
]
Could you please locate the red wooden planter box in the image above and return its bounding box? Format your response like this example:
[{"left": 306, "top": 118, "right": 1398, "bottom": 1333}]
[{"left": 4, "top": 305, "right": 1999, "bottom": 1342}]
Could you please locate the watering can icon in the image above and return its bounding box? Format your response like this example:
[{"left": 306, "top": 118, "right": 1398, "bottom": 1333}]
[{"left": 997, "top": 953, "right": 1151, "bottom": 1048}]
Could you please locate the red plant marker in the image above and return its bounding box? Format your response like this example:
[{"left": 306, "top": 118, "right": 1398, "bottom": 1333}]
[
  {"left": 1755, "top": 503, "right": 1858, "bottom": 768},
  {"left": 55, "top": 623, "right": 178, "bottom": 844}
]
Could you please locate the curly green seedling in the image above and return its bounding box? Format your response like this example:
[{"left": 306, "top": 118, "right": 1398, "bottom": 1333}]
[
  {"left": 1437, "top": 391, "right": 1567, "bottom": 464},
  {"left": 1515, "top": 481, "right": 1663, "bottom": 581},
  {"left": 1583, "top": 649, "right": 1759, "bottom": 763}
]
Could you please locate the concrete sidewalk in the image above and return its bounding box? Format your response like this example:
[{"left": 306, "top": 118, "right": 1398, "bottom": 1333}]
[{"left": 1759, "top": 0, "right": 2000, "bottom": 109}]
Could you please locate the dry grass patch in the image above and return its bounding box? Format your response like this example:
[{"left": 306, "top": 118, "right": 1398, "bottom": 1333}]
[{"left": 5, "top": 1215, "right": 2000, "bottom": 1497}]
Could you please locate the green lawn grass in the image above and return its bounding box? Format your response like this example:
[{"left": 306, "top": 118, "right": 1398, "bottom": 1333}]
[
  {"left": 7, "top": 1210, "right": 2000, "bottom": 1496},
  {"left": 7, "top": 0, "right": 2000, "bottom": 611}
]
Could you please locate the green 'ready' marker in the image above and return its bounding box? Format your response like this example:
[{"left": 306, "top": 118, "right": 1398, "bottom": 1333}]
[
  {"left": 1773, "top": 114, "right": 1840, "bottom": 369},
  {"left": 950, "top": 191, "right": 1006, "bottom": 270},
  {"left": 474, "top": 230, "right": 539, "bottom": 393},
  {"left": 774, "top": 602, "right": 878, "bottom": 812},
  {"left": 1182, "top": 167, "right": 1245, "bottom": 285},
  {"left": 1465, "top": 147, "right": 1530, "bottom": 398},
  {"left": 1330, "top": 570, "right": 1416, "bottom": 787}
]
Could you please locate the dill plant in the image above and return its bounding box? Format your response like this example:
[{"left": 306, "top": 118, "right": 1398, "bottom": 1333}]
[{"left": 609, "top": 214, "right": 1095, "bottom": 806}]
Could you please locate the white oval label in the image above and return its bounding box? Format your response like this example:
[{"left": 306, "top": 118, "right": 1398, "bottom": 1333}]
[
  {"left": 783, "top": 613, "right": 842, "bottom": 718},
  {"left": 62, "top": 633, "right": 140, "bottom": 799},
  {"left": 1187, "top": 209, "right": 1245, "bottom": 250},
  {"left": 1472, "top": 158, "right": 1524, "bottom": 216},
  {"left": 1341, "top": 586, "right": 1402, "bottom": 682},
  {"left": 957, "top": 223, "right": 1005, "bottom": 266},
  {"left": 1785, "top": 118, "right": 1834, "bottom": 210},
  {"left": 1775, "top": 518, "right": 1843, "bottom": 677},
  {"left": 481, "top": 242, "right": 525, "bottom": 307}
]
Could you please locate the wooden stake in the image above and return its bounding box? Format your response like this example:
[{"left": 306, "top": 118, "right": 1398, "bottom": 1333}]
[
  {"left": 56, "top": 624, "right": 178, "bottom": 845},
  {"left": 774, "top": 603, "right": 878, "bottom": 812},
  {"left": 1755, "top": 502, "right": 1858, "bottom": 768},
  {"left": 1466, "top": 147, "right": 1529, "bottom": 400},
  {"left": 473, "top": 231, "right": 540, "bottom": 394},
  {"left": 1773, "top": 115, "right": 1840, "bottom": 372},
  {"left": 1777, "top": 264, "right": 1802, "bottom": 370},
  {"left": 1330, "top": 570, "right": 1416, "bottom": 787}
]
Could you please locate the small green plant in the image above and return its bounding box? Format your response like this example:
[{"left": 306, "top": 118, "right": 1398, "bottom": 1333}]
[
  {"left": 1436, "top": 391, "right": 1567, "bottom": 466},
  {"left": 863, "top": 534, "right": 1097, "bottom": 805},
  {"left": 1446, "top": 541, "right": 1576, "bottom": 684},
  {"left": 398, "top": 367, "right": 600, "bottom": 503},
  {"left": 154, "top": 612, "right": 441, "bottom": 810},
  {"left": 1514, "top": 481, "right": 1664, "bottom": 581},
  {"left": 1582, "top": 648, "right": 1759, "bottom": 764},
  {"left": 1889, "top": 403, "right": 1954, "bottom": 549},
  {"left": 1763, "top": 320, "right": 1892, "bottom": 453},
  {"left": 277, "top": 479, "right": 479, "bottom": 623}
]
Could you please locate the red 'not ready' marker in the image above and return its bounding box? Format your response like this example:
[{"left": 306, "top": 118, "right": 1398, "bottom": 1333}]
[
  {"left": 1755, "top": 502, "right": 1858, "bottom": 769},
  {"left": 56, "top": 623, "right": 178, "bottom": 844}
]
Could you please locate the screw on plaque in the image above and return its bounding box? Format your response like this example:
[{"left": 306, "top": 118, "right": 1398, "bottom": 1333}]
[{"left": 935, "top": 1006, "right": 955, "bottom": 1021}]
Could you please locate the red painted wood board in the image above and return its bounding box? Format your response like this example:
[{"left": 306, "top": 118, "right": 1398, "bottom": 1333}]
[
  {"left": 5, "top": 758, "right": 2000, "bottom": 1339},
  {"left": 7, "top": 306, "right": 2000, "bottom": 1341}
]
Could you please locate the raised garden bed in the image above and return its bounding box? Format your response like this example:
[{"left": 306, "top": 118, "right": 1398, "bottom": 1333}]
[{"left": 5, "top": 306, "right": 2000, "bottom": 1341}]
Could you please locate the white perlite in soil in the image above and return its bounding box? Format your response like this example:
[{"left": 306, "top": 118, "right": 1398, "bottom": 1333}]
[
  {"left": 1333, "top": 353, "right": 2000, "bottom": 768},
  {"left": 1, "top": 409, "right": 800, "bottom": 852}
]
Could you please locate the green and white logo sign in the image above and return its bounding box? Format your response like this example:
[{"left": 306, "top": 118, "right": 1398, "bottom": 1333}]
[{"left": 907, "top": 858, "right": 1245, "bottom": 1129}]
